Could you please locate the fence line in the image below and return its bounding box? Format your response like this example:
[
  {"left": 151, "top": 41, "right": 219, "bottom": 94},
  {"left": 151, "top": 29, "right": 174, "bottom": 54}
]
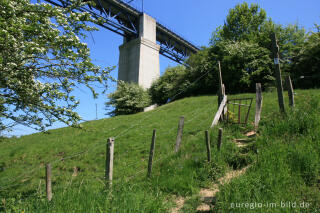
[
  {"left": 114, "top": 101, "right": 214, "bottom": 162},
  {"left": 0, "top": 113, "right": 214, "bottom": 192},
  {"left": 0, "top": 97, "right": 215, "bottom": 190},
  {"left": 112, "top": 106, "right": 213, "bottom": 175},
  {"left": 50, "top": 69, "right": 212, "bottom": 164},
  {"left": 0, "top": 70, "right": 214, "bottom": 192},
  {"left": 0, "top": 98, "right": 216, "bottom": 191},
  {"left": 49, "top": 106, "right": 214, "bottom": 189}
]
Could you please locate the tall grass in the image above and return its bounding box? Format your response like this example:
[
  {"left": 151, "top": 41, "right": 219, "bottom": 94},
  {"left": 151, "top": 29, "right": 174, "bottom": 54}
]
[
  {"left": 0, "top": 90, "right": 319, "bottom": 212},
  {"left": 214, "top": 93, "right": 320, "bottom": 212},
  {"left": 0, "top": 95, "right": 247, "bottom": 212}
]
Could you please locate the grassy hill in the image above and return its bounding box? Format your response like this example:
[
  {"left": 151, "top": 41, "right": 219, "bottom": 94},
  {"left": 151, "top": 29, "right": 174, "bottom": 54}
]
[{"left": 0, "top": 89, "right": 319, "bottom": 212}]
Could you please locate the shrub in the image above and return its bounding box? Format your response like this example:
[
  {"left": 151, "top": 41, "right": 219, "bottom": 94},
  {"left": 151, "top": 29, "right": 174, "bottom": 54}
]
[
  {"left": 106, "top": 81, "right": 151, "bottom": 116},
  {"left": 150, "top": 40, "right": 275, "bottom": 106},
  {"left": 209, "top": 40, "right": 274, "bottom": 93},
  {"left": 290, "top": 25, "right": 320, "bottom": 89},
  {"left": 149, "top": 66, "right": 189, "bottom": 105}
]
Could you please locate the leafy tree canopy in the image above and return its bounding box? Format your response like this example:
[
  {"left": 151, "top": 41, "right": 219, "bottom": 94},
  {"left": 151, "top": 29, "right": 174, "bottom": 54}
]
[
  {"left": 0, "top": 0, "right": 113, "bottom": 132},
  {"left": 211, "top": 2, "right": 306, "bottom": 74},
  {"left": 149, "top": 65, "right": 188, "bottom": 105},
  {"left": 152, "top": 2, "right": 309, "bottom": 101},
  {"left": 106, "top": 81, "right": 151, "bottom": 116},
  {"left": 210, "top": 40, "right": 274, "bottom": 92},
  {"left": 211, "top": 2, "right": 267, "bottom": 44},
  {"left": 290, "top": 24, "right": 320, "bottom": 88}
]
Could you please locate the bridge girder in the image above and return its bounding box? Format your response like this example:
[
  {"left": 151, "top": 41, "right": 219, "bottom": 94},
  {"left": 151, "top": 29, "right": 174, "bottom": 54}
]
[{"left": 44, "top": 0, "right": 199, "bottom": 64}]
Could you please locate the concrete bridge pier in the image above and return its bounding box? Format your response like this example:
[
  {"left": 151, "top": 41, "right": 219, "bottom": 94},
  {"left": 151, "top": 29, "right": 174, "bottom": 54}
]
[{"left": 118, "top": 13, "right": 160, "bottom": 89}]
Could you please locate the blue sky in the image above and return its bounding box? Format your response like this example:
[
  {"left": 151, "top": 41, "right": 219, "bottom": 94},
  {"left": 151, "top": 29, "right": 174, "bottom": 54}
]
[{"left": 6, "top": 0, "right": 320, "bottom": 136}]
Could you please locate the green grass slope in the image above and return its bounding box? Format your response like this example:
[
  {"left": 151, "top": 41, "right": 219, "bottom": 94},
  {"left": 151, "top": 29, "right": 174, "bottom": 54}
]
[
  {"left": 0, "top": 89, "right": 319, "bottom": 212},
  {"left": 214, "top": 90, "right": 320, "bottom": 212}
]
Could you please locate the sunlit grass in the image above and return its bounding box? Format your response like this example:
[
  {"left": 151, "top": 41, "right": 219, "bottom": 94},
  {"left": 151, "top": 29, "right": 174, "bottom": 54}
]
[{"left": 0, "top": 89, "right": 319, "bottom": 212}]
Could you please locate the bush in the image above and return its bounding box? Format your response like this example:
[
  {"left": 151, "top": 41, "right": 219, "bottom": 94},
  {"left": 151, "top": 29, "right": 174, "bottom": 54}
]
[
  {"left": 150, "top": 40, "right": 274, "bottom": 106},
  {"left": 290, "top": 25, "right": 320, "bottom": 88},
  {"left": 106, "top": 81, "right": 151, "bottom": 116},
  {"left": 149, "top": 66, "right": 189, "bottom": 105},
  {"left": 209, "top": 40, "right": 274, "bottom": 93}
]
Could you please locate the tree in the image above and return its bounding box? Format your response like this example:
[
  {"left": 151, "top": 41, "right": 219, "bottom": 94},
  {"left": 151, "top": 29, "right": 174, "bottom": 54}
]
[
  {"left": 211, "top": 2, "right": 267, "bottom": 45},
  {"left": 210, "top": 40, "right": 274, "bottom": 93},
  {"left": 211, "top": 2, "right": 306, "bottom": 75},
  {"left": 0, "top": 0, "right": 113, "bottom": 132},
  {"left": 290, "top": 24, "right": 320, "bottom": 88},
  {"left": 106, "top": 81, "right": 151, "bottom": 116},
  {"left": 149, "top": 65, "right": 189, "bottom": 105},
  {"left": 184, "top": 47, "right": 218, "bottom": 95}
]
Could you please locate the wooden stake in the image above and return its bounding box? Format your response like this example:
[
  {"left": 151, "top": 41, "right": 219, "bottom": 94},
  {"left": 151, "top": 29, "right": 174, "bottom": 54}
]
[
  {"left": 46, "top": 163, "right": 52, "bottom": 201},
  {"left": 238, "top": 100, "right": 241, "bottom": 124},
  {"left": 105, "top": 138, "right": 114, "bottom": 186},
  {"left": 147, "top": 129, "right": 156, "bottom": 178},
  {"left": 271, "top": 33, "right": 285, "bottom": 114},
  {"left": 222, "top": 84, "right": 227, "bottom": 119},
  {"left": 286, "top": 76, "right": 295, "bottom": 107},
  {"left": 175, "top": 116, "right": 185, "bottom": 153},
  {"left": 217, "top": 128, "right": 223, "bottom": 151},
  {"left": 205, "top": 130, "right": 211, "bottom": 162},
  {"left": 211, "top": 95, "right": 227, "bottom": 128},
  {"left": 218, "top": 61, "right": 224, "bottom": 109},
  {"left": 255, "top": 83, "right": 263, "bottom": 129}
]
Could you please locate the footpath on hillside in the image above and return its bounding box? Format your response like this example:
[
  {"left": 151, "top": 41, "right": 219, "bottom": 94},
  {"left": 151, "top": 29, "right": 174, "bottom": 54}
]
[{"left": 171, "top": 131, "right": 256, "bottom": 213}]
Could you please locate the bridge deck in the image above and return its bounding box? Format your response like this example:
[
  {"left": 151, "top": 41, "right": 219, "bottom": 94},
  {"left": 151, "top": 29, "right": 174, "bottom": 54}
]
[{"left": 45, "top": 0, "right": 199, "bottom": 63}]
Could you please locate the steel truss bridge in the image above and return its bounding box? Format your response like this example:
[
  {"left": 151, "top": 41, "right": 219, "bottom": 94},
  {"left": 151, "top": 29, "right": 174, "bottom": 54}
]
[{"left": 45, "top": 0, "right": 199, "bottom": 64}]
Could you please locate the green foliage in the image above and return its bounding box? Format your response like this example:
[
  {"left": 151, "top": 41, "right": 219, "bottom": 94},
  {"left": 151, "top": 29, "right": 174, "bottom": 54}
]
[
  {"left": 180, "top": 48, "right": 218, "bottom": 96},
  {"left": 265, "top": 95, "right": 319, "bottom": 136},
  {"left": 210, "top": 2, "right": 306, "bottom": 84},
  {"left": 154, "top": 2, "right": 307, "bottom": 100},
  {"left": 150, "top": 50, "right": 220, "bottom": 106},
  {"left": 211, "top": 2, "right": 306, "bottom": 70},
  {"left": 265, "top": 23, "right": 306, "bottom": 73},
  {"left": 1, "top": 182, "right": 168, "bottom": 213},
  {"left": 149, "top": 65, "right": 188, "bottom": 105},
  {"left": 0, "top": 0, "right": 113, "bottom": 132},
  {"left": 214, "top": 93, "right": 320, "bottom": 212},
  {"left": 211, "top": 2, "right": 267, "bottom": 44},
  {"left": 210, "top": 40, "right": 274, "bottom": 92},
  {"left": 0, "top": 95, "right": 224, "bottom": 212},
  {"left": 290, "top": 24, "right": 320, "bottom": 88},
  {"left": 106, "top": 81, "right": 151, "bottom": 116},
  {"left": 0, "top": 89, "right": 319, "bottom": 212}
]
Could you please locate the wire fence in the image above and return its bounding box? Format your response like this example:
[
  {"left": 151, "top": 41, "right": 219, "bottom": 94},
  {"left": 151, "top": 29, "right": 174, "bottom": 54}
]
[
  {"left": 0, "top": 108, "right": 213, "bottom": 193},
  {"left": 0, "top": 69, "right": 216, "bottom": 201}
]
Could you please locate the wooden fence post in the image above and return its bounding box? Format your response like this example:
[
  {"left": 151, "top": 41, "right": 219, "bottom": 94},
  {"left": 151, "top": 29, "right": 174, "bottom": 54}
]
[
  {"left": 217, "top": 128, "right": 223, "bottom": 151},
  {"left": 147, "top": 129, "right": 156, "bottom": 178},
  {"left": 175, "top": 116, "right": 185, "bottom": 153},
  {"left": 255, "top": 83, "right": 263, "bottom": 129},
  {"left": 286, "top": 76, "right": 295, "bottom": 107},
  {"left": 271, "top": 33, "right": 285, "bottom": 114},
  {"left": 46, "top": 163, "right": 52, "bottom": 201},
  {"left": 106, "top": 138, "right": 114, "bottom": 186},
  {"left": 222, "top": 84, "right": 227, "bottom": 119},
  {"left": 205, "top": 130, "right": 211, "bottom": 162},
  {"left": 211, "top": 95, "right": 227, "bottom": 128},
  {"left": 238, "top": 99, "right": 241, "bottom": 124},
  {"left": 218, "top": 61, "right": 224, "bottom": 109}
]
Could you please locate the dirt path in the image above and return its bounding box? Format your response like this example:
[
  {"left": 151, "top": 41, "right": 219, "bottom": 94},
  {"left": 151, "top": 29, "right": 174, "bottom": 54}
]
[
  {"left": 196, "top": 133, "right": 255, "bottom": 212},
  {"left": 170, "top": 166, "right": 249, "bottom": 213},
  {"left": 171, "top": 132, "right": 255, "bottom": 213},
  {"left": 196, "top": 166, "right": 249, "bottom": 212},
  {"left": 171, "top": 197, "right": 186, "bottom": 213}
]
